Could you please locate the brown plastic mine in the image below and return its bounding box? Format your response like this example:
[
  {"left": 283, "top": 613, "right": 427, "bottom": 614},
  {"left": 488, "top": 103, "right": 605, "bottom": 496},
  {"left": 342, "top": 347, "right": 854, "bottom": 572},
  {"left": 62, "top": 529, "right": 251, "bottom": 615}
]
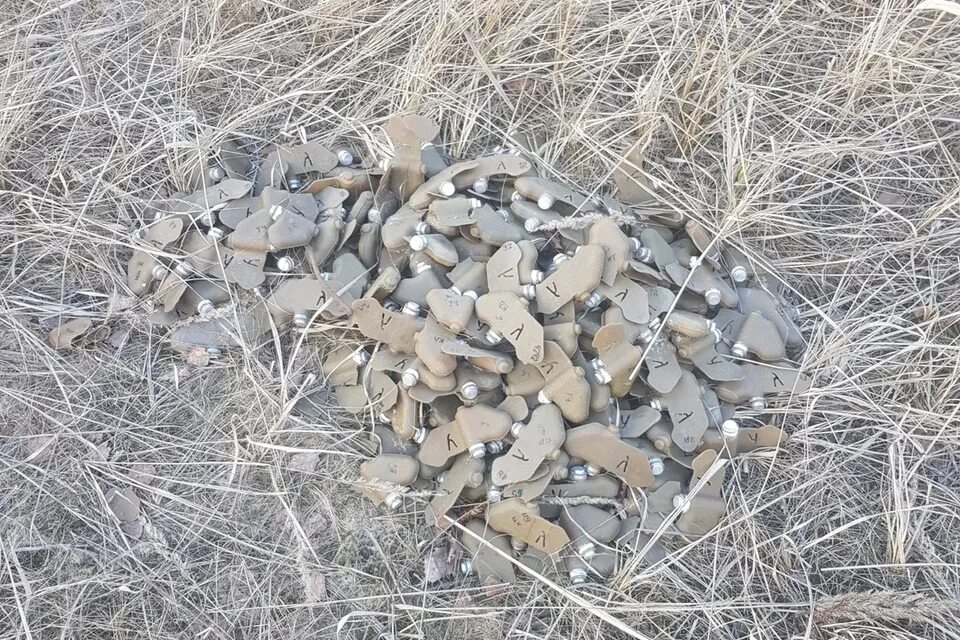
[
  {"left": 684, "top": 262, "right": 738, "bottom": 308},
  {"left": 491, "top": 404, "right": 565, "bottom": 487},
  {"left": 731, "top": 312, "right": 786, "bottom": 362},
  {"left": 306, "top": 216, "right": 344, "bottom": 272},
  {"left": 563, "top": 423, "right": 653, "bottom": 488},
  {"left": 453, "top": 360, "right": 502, "bottom": 397},
  {"left": 485, "top": 498, "right": 569, "bottom": 554},
  {"left": 591, "top": 323, "right": 643, "bottom": 398},
  {"left": 441, "top": 340, "right": 515, "bottom": 375},
  {"left": 320, "top": 345, "right": 368, "bottom": 386},
  {"left": 736, "top": 287, "right": 803, "bottom": 348},
  {"left": 486, "top": 242, "right": 537, "bottom": 298},
  {"left": 363, "top": 266, "right": 400, "bottom": 300},
  {"left": 389, "top": 385, "right": 419, "bottom": 441},
  {"left": 559, "top": 505, "right": 621, "bottom": 559},
  {"left": 408, "top": 160, "right": 480, "bottom": 210},
  {"left": 677, "top": 334, "right": 745, "bottom": 383},
  {"left": 653, "top": 369, "right": 708, "bottom": 453},
  {"left": 618, "top": 406, "right": 662, "bottom": 438},
  {"left": 534, "top": 342, "right": 591, "bottom": 423},
  {"left": 665, "top": 310, "right": 716, "bottom": 338},
  {"left": 425, "top": 288, "right": 477, "bottom": 334},
  {"left": 716, "top": 362, "right": 810, "bottom": 410},
  {"left": 392, "top": 264, "right": 444, "bottom": 309},
  {"left": 335, "top": 370, "right": 398, "bottom": 415},
  {"left": 47, "top": 317, "right": 94, "bottom": 351},
  {"left": 426, "top": 197, "right": 483, "bottom": 228},
  {"left": 409, "top": 233, "right": 458, "bottom": 266},
  {"left": 427, "top": 453, "right": 486, "bottom": 529},
  {"left": 177, "top": 279, "right": 230, "bottom": 317},
  {"left": 351, "top": 298, "right": 426, "bottom": 355},
  {"left": 503, "top": 465, "right": 554, "bottom": 502},
  {"left": 643, "top": 337, "right": 683, "bottom": 394},
  {"left": 536, "top": 245, "right": 604, "bottom": 314},
  {"left": 475, "top": 292, "right": 544, "bottom": 364},
  {"left": 127, "top": 218, "right": 185, "bottom": 295},
  {"left": 180, "top": 229, "right": 225, "bottom": 275},
  {"left": 586, "top": 217, "right": 636, "bottom": 285},
  {"left": 513, "top": 176, "right": 593, "bottom": 213},
  {"left": 329, "top": 253, "right": 369, "bottom": 300},
  {"left": 268, "top": 276, "right": 352, "bottom": 324},
  {"left": 413, "top": 317, "right": 458, "bottom": 377},
  {"left": 542, "top": 321, "right": 581, "bottom": 357},
  {"left": 465, "top": 205, "right": 524, "bottom": 246},
  {"left": 358, "top": 453, "right": 420, "bottom": 509},
  {"left": 418, "top": 404, "right": 513, "bottom": 466},
  {"left": 676, "top": 449, "right": 726, "bottom": 536},
  {"left": 460, "top": 519, "right": 517, "bottom": 585},
  {"left": 596, "top": 275, "right": 650, "bottom": 326},
  {"left": 268, "top": 208, "right": 317, "bottom": 250}
]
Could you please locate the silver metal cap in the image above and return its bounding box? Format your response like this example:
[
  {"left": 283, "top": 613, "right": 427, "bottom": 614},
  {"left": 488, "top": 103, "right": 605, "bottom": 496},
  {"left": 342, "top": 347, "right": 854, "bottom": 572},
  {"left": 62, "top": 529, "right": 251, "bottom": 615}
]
[
  {"left": 409, "top": 235, "right": 427, "bottom": 252},
  {"left": 731, "top": 265, "right": 748, "bottom": 283},
  {"left": 400, "top": 368, "right": 419, "bottom": 388},
  {"left": 197, "top": 300, "right": 214, "bottom": 318},
  {"left": 523, "top": 218, "right": 540, "bottom": 233},
  {"left": 705, "top": 288, "right": 722, "bottom": 306},
  {"left": 467, "top": 442, "right": 487, "bottom": 459},
  {"left": 293, "top": 313, "right": 309, "bottom": 328},
  {"left": 401, "top": 301, "right": 421, "bottom": 316},
  {"left": 337, "top": 150, "right": 354, "bottom": 166},
  {"left": 277, "top": 256, "right": 296, "bottom": 272},
  {"left": 569, "top": 465, "right": 588, "bottom": 482},
  {"left": 649, "top": 457, "right": 665, "bottom": 476},
  {"left": 439, "top": 181, "right": 456, "bottom": 197},
  {"left": 721, "top": 419, "right": 740, "bottom": 439},
  {"left": 537, "top": 194, "right": 554, "bottom": 210},
  {"left": 569, "top": 567, "right": 588, "bottom": 585},
  {"left": 460, "top": 381, "right": 479, "bottom": 400},
  {"left": 672, "top": 494, "right": 691, "bottom": 513},
  {"left": 472, "top": 177, "right": 488, "bottom": 193},
  {"left": 485, "top": 440, "right": 505, "bottom": 454}
]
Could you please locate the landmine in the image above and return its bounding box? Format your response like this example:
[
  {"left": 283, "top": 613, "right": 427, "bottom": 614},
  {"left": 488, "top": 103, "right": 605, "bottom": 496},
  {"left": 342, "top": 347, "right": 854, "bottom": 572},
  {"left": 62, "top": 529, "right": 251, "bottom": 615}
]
[{"left": 121, "top": 115, "right": 810, "bottom": 589}]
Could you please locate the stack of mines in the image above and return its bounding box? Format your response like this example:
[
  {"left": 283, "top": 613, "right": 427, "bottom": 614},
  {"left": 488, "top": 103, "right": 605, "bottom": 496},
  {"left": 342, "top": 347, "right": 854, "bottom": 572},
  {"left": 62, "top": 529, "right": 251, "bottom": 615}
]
[{"left": 126, "top": 115, "right": 810, "bottom": 587}]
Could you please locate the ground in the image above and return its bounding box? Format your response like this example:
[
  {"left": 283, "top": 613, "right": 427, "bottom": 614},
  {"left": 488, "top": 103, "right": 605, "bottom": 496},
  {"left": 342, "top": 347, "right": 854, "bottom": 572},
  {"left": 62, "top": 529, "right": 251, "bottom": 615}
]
[{"left": 1, "top": 1, "right": 959, "bottom": 639}]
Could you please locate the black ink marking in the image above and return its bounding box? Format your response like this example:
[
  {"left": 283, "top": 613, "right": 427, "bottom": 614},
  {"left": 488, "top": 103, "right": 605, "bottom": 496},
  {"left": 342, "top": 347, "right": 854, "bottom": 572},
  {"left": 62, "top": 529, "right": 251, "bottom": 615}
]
[
  {"left": 615, "top": 288, "right": 628, "bottom": 302},
  {"left": 545, "top": 282, "right": 559, "bottom": 297},
  {"left": 616, "top": 457, "right": 629, "bottom": 472},
  {"left": 677, "top": 411, "right": 693, "bottom": 423},
  {"left": 509, "top": 324, "right": 524, "bottom": 340},
  {"left": 446, "top": 434, "right": 458, "bottom": 450},
  {"left": 772, "top": 373, "right": 783, "bottom": 387}
]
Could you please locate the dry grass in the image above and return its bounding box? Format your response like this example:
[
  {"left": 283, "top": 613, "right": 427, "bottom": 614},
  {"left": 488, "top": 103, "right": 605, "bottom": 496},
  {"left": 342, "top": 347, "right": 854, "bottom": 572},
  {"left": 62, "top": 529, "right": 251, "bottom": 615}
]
[{"left": 2, "top": 0, "right": 960, "bottom": 638}]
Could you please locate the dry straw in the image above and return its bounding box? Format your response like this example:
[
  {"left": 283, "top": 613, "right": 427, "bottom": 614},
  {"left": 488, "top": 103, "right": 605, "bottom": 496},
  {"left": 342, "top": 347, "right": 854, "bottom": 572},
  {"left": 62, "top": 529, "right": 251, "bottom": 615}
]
[{"left": 1, "top": 1, "right": 959, "bottom": 639}]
